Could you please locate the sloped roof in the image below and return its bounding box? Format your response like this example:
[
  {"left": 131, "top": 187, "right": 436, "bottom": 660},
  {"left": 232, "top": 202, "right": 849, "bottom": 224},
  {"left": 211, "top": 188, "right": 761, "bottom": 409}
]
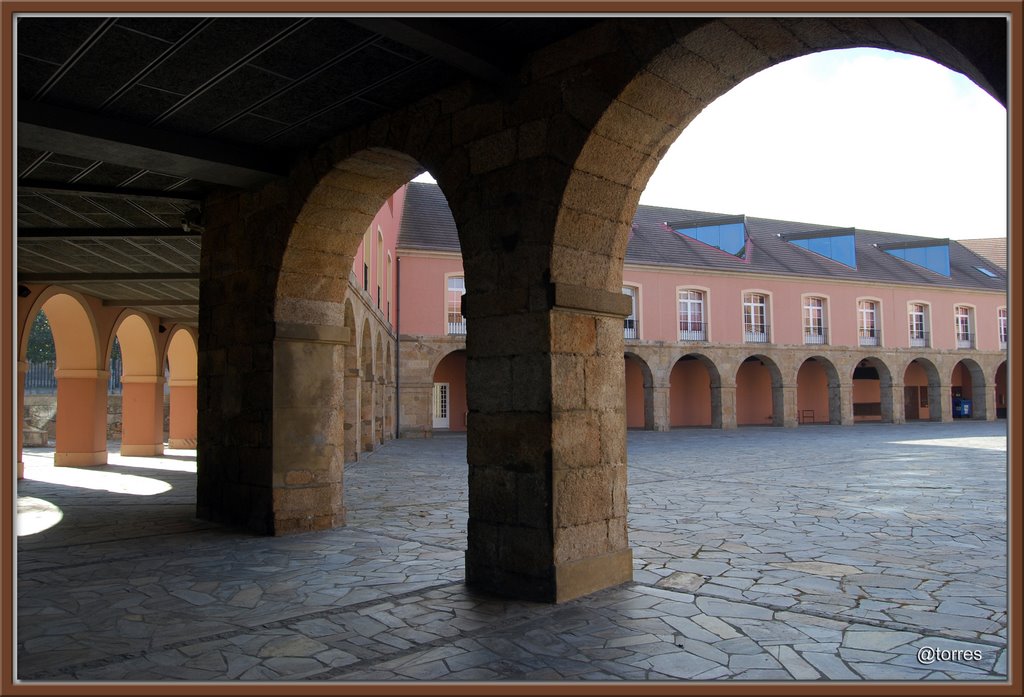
[
  {"left": 958, "top": 237, "right": 1007, "bottom": 270},
  {"left": 398, "top": 181, "right": 1007, "bottom": 293}
]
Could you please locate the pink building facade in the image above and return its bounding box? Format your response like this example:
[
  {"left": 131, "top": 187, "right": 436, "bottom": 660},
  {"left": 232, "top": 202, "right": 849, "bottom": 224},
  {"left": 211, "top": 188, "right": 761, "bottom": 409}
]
[{"left": 394, "top": 182, "right": 1008, "bottom": 436}]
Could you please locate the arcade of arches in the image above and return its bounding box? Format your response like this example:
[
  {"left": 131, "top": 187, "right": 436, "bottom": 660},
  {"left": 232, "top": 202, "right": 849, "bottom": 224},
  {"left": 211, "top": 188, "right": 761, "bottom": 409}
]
[{"left": 17, "top": 17, "right": 1011, "bottom": 604}]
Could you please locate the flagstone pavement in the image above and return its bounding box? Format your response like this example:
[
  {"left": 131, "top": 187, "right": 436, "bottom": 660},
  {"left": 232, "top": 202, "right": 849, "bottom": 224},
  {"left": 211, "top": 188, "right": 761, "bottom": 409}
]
[{"left": 15, "top": 421, "right": 1008, "bottom": 685}]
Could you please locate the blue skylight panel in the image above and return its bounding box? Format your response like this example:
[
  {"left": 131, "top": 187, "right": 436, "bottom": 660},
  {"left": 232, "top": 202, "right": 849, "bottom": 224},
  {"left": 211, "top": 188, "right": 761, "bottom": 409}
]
[
  {"left": 788, "top": 233, "right": 856, "bottom": 268},
  {"left": 976, "top": 266, "right": 997, "bottom": 278},
  {"left": 883, "top": 243, "right": 950, "bottom": 276},
  {"left": 674, "top": 220, "right": 747, "bottom": 259}
]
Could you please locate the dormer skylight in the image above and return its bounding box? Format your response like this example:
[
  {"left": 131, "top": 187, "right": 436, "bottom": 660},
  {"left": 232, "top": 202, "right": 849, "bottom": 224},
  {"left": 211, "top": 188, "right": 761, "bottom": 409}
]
[
  {"left": 975, "top": 266, "right": 998, "bottom": 278},
  {"left": 877, "top": 239, "right": 950, "bottom": 277},
  {"left": 780, "top": 228, "right": 857, "bottom": 268},
  {"left": 668, "top": 215, "right": 747, "bottom": 259}
]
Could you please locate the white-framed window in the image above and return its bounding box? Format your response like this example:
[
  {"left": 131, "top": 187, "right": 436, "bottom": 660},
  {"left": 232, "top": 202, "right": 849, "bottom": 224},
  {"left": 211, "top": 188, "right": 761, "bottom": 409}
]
[
  {"left": 955, "top": 305, "right": 974, "bottom": 348},
  {"left": 858, "top": 299, "right": 880, "bottom": 346},
  {"left": 803, "top": 296, "right": 827, "bottom": 345},
  {"left": 998, "top": 307, "right": 1008, "bottom": 349},
  {"left": 446, "top": 276, "right": 466, "bottom": 335},
  {"left": 622, "top": 286, "right": 638, "bottom": 339},
  {"left": 678, "top": 289, "right": 706, "bottom": 341},
  {"left": 743, "top": 292, "right": 769, "bottom": 343},
  {"left": 908, "top": 303, "right": 929, "bottom": 347}
]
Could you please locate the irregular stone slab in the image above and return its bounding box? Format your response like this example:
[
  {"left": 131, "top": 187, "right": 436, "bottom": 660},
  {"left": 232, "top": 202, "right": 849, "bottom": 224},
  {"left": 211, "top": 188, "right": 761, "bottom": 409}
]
[
  {"left": 657, "top": 572, "right": 705, "bottom": 592},
  {"left": 773, "top": 645, "right": 821, "bottom": 679},
  {"left": 257, "top": 636, "right": 330, "bottom": 658},
  {"left": 843, "top": 573, "right": 921, "bottom": 589},
  {"left": 842, "top": 629, "right": 920, "bottom": 652},
  {"left": 695, "top": 597, "right": 774, "bottom": 621},
  {"left": 775, "top": 561, "right": 862, "bottom": 576},
  {"left": 647, "top": 651, "right": 719, "bottom": 679}
]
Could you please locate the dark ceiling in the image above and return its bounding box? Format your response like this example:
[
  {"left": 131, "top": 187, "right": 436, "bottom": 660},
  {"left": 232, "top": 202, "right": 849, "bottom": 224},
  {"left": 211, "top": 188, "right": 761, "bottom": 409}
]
[{"left": 15, "top": 16, "right": 597, "bottom": 325}]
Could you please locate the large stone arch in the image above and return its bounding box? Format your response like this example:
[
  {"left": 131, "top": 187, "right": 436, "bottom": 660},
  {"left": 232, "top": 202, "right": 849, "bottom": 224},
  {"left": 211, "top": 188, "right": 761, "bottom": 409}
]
[
  {"left": 736, "top": 353, "right": 784, "bottom": 426},
  {"left": 19, "top": 288, "right": 106, "bottom": 467},
  {"left": 624, "top": 351, "right": 655, "bottom": 430},
  {"left": 796, "top": 355, "right": 842, "bottom": 425},
  {"left": 669, "top": 352, "right": 721, "bottom": 429},
  {"left": 901, "top": 356, "right": 943, "bottom": 422},
  {"left": 951, "top": 357, "right": 988, "bottom": 420},
  {"left": 852, "top": 356, "right": 895, "bottom": 423},
  {"left": 432, "top": 348, "right": 467, "bottom": 432},
  {"left": 165, "top": 327, "right": 198, "bottom": 449},
  {"left": 110, "top": 311, "right": 163, "bottom": 456}
]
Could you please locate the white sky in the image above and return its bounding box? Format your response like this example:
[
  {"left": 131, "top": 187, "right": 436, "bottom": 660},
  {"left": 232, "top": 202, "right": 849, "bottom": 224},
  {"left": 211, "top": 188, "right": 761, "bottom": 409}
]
[
  {"left": 416, "top": 47, "right": 1007, "bottom": 241},
  {"left": 640, "top": 48, "right": 1008, "bottom": 241}
]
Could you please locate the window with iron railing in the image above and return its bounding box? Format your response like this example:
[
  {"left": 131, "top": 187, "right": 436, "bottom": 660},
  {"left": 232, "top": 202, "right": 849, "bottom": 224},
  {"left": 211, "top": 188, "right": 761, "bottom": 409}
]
[
  {"left": 955, "top": 305, "right": 974, "bottom": 349},
  {"left": 909, "top": 304, "right": 929, "bottom": 347},
  {"left": 622, "top": 286, "right": 638, "bottom": 339},
  {"left": 803, "top": 297, "right": 828, "bottom": 345},
  {"left": 678, "top": 289, "right": 706, "bottom": 341},
  {"left": 743, "top": 292, "right": 769, "bottom": 343},
  {"left": 858, "top": 300, "right": 880, "bottom": 346},
  {"left": 447, "top": 276, "right": 466, "bottom": 335}
]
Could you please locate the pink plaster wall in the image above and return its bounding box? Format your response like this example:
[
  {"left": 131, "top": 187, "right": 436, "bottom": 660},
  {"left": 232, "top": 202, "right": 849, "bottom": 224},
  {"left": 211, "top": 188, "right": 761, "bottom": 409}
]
[
  {"left": 622, "top": 266, "right": 1006, "bottom": 350},
  {"left": 736, "top": 361, "right": 773, "bottom": 426},
  {"left": 433, "top": 350, "right": 467, "bottom": 431},
  {"left": 398, "top": 254, "right": 464, "bottom": 336},
  {"left": 669, "top": 359, "right": 712, "bottom": 427},
  {"left": 352, "top": 184, "right": 405, "bottom": 326}
]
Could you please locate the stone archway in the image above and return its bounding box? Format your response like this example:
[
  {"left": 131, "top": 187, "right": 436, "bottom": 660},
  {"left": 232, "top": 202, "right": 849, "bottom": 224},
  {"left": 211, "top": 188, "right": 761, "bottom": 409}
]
[
  {"left": 852, "top": 357, "right": 895, "bottom": 423},
  {"left": 166, "top": 327, "right": 198, "bottom": 449},
  {"left": 19, "top": 289, "right": 105, "bottom": 468},
  {"left": 736, "top": 354, "right": 784, "bottom": 426},
  {"left": 669, "top": 353, "right": 720, "bottom": 428},
  {"left": 994, "top": 361, "right": 1007, "bottom": 419},
  {"left": 903, "top": 357, "right": 942, "bottom": 422},
  {"left": 432, "top": 349, "right": 467, "bottom": 432},
  {"left": 624, "top": 352, "right": 655, "bottom": 430},
  {"left": 111, "top": 312, "right": 163, "bottom": 457},
  {"left": 951, "top": 358, "right": 987, "bottom": 420},
  {"left": 796, "top": 356, "right": 841, "bottom": 425}
]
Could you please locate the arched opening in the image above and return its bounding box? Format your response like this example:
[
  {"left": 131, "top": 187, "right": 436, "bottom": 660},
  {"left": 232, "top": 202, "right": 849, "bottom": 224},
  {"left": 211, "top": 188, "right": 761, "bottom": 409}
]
[
  {"left": 343, "top": 300, "right": 359, "bottom": 463},
  {"left": 669, "top": 354, "right": 718, "bottom": 428},
  {"left": 624, "top": 352, "right": 654, "bottom": 430},
  {"left": 736, "top": 355, "right": 783, "bottom": 426},
  {"left": 111, "top": 313, "right": 162, "bottom": 457},
  {"left": 360, "top": 320, "right": 375, "bottom": 452},
  {"left": 994, "top": 361, "right": 1007, "bottom": 419},
  {"left": 951, "top": 359, "right": 986, "bottom": 420},
  {"left": 432, "top": 350, "right": 467, "bottom": 432},
  {"left": 853, "top": 357, "right": 894, "bottom": 423},
  {"left": 19, "top": 290, "right": 105, "bottom": 467},
  {"left": 796, "top": 356, "right": 840, "bottom": 425},
  {"left": 166, "top": 328, "right": 198, "bottom": 449},
  {"left": 903, "top": 358, "right": 941, "bottom": 422}
]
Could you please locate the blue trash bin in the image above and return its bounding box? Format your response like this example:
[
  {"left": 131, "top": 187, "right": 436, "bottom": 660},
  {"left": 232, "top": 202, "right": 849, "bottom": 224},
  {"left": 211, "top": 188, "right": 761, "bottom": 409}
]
[
  {"left": 953, "top": 397, "right": 963, "bottom": 418},
  {"left": 961, "top": 399, "right": 972, "bottom": 418}
]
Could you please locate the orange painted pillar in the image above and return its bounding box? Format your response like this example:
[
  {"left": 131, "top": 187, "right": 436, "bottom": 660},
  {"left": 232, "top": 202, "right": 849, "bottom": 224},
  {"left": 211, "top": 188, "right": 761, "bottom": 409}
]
[
  {"left": 121, "top": 376, "right": 165, "bottom": 456},
  {"left": 54, "top": 369, "right": 108, "bottom": 467},
  {"left": 168, "top": 379, "right": 198, "bottom": 448},
  {"left": 17, "top": 361, "right": 27, "bottom": 479}
]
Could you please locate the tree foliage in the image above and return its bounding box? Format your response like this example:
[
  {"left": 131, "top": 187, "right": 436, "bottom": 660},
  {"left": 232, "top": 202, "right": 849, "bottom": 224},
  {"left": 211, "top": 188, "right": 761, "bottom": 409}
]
[{"left": 26, "top": 312, "right": 55, "bottom": 362}]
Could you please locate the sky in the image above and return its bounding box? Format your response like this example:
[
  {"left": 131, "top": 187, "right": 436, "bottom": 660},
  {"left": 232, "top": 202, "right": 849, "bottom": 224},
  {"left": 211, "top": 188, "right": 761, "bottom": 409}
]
[{"left": 415, "top": 47, "right": 1007, "bottom": 241}]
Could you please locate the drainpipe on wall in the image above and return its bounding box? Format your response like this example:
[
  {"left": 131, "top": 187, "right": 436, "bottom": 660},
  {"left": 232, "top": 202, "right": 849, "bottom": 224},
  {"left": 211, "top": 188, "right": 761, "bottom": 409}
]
[{"left": 395, "top": 255, "right": 401, "bottom": 439}]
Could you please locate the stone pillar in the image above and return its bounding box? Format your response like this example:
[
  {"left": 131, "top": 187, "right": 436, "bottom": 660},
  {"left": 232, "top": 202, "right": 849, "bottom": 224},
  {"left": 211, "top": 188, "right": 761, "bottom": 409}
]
[
  {"left": 344, "top": 367, "right": 360, "bottom": 460},
  {"left": 464, "top": 285, "right": 632, "bottom": 603},
  {"left": 839, "top": 380, "right": 855, "bottom": 425},
  {"left": 716, "top": 383, "right": 736, "bottom": 430},
  {"left": 270, "top": 322, "right": 347, "bottom": 534},
  {"left": 652, "top": 386, "right": 671, "bottom": 432},
  {"left": 891, "top": 380, "right": 906, "bottom": 425},
  {"left": 939, "top": 382, "right": 955, "bottom": 423},
  {"left": 121, "top": 376, "right": 166, "bottom": 456},
  {"left": 168, "top": 378, "right": 198, "bottom": 448},
  {"left": 398, "top": 381, "right": 433, "bottom": 438},
  {"left": 983, "top": 382, "right": 996, "bottom": 421},
  {"left": 781, "top": 383, "right": 798, "bottom": 428},
  {"left": 17, "top": 361, "right": 27, "bottom": 479},
  {"left": 54, "top": 369, "right": 108, "bottom": 466}
]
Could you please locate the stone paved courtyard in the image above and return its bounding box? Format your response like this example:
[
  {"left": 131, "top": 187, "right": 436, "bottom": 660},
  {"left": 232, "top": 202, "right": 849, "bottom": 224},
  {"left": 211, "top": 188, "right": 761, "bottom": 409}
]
[{"left": 15, "top": 421, "right": 1008, "bottom": 683}]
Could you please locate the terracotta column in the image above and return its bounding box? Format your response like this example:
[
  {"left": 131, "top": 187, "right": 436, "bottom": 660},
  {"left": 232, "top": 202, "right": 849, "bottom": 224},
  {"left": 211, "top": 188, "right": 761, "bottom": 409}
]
[
  {"left": 121, "top": 376, "right": 165, "bottom": 456},
  {"left": 168, "top": 378, "right": 198, "bottom": 448},
  {"left": 54, "top": 368, "right": 108, "bottom": 466}
]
